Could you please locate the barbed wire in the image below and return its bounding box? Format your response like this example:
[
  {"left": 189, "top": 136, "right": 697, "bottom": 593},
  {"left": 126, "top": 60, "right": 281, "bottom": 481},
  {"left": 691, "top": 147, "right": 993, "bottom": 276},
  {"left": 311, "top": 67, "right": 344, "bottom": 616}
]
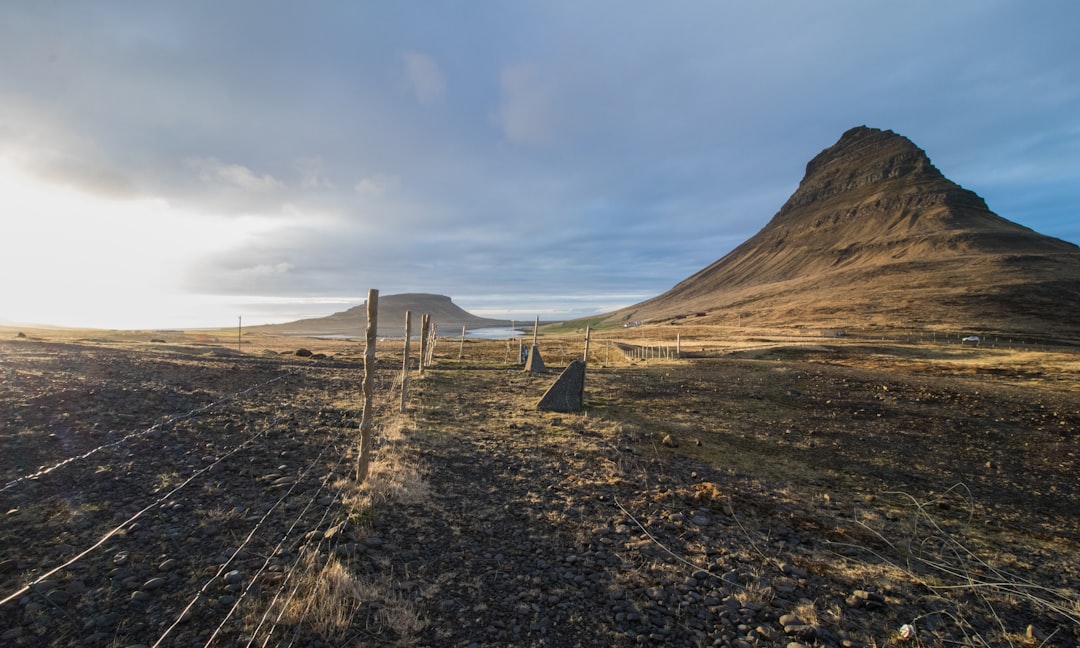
[
  {"left": 247, "top": 443, "right": 358, "bottom": 647},
  {"left": 1, "top": 340, "right": 390, "bottom": 646},
  {"left": 152, "top": 416, "right": 347, "bottom": 648},
  {"left": 205, "top": 428, "right": 353, "bottom": 647},
  {"left": 0, "top": 414, "right": 285, "bottom": 609},
  {"left": 0, "top": 368, "right": 299, "bottom": 494}
]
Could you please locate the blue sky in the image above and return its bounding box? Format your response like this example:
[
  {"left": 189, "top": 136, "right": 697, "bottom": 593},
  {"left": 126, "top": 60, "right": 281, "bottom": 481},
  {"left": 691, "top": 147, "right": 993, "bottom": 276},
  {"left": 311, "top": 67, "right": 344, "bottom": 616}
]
[{"left": 1, "top": 2, "right": 1078, "bottom": 328}]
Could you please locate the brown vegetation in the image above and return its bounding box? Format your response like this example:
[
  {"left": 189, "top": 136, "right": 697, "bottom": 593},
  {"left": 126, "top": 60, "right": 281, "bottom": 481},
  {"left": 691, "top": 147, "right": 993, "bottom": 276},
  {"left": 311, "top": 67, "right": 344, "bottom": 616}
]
[
  {"left": 602, "top": 127, "right": 1080, "bottom": 341},
  {"left": 1, "top": 324, "right": 1077, "bottom": 646}
]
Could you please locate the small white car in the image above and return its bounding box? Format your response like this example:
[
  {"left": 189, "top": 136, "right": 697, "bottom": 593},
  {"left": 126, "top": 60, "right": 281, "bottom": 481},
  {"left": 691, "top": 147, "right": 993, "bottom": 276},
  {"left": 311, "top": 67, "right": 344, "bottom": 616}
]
[{"left": 961, "top": 335, "right": 980, "bottom": 344}]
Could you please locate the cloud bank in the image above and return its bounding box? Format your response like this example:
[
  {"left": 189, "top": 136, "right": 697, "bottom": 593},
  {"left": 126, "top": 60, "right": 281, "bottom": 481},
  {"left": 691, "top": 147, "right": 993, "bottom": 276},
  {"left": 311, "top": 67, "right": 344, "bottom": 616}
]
[{"left": 1, "top": 1, "right": 1078, "bottom": 327}]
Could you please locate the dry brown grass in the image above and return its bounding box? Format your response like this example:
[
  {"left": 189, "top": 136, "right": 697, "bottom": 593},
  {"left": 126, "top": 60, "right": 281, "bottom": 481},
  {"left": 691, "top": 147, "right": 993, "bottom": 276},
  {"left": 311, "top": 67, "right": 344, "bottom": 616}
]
[
  {"left": 344, "top": 418, "right": 431, "bottom": 511},
  {"left": 276, "top": 554, "right": 365, "bottom": 639},
  {"left": 275, "top": 413, "right": 431, "bottom": 644},
  {"left": 274, "top": 552, "right": 424, "bottom": 644}
]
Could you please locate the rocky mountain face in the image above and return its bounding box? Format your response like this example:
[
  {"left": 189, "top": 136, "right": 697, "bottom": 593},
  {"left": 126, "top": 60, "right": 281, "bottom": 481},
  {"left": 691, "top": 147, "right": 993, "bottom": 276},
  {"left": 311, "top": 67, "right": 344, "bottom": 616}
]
[
  {"left": 613, "top": 126, "right": 1080, "bottom": 339},
  {"left": 260, "top": 293, "right": 509, "bottom": 337}
]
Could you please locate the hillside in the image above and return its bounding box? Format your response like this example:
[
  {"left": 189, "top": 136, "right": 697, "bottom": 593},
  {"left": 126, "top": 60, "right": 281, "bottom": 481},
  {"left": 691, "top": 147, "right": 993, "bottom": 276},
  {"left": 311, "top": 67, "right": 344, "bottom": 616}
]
[
  {"left": 605, "top": 126, "right": 1080, "bottom": 340},
  {"left": 259, "top": 293, "right": 510, "bottom": 337}
]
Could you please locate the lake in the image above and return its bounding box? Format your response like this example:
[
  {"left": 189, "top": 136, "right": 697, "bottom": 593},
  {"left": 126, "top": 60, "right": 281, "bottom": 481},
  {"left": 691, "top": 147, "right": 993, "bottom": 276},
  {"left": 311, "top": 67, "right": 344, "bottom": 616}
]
[{"left": 465, "top": 326, "right": 523, "bottom": 339}]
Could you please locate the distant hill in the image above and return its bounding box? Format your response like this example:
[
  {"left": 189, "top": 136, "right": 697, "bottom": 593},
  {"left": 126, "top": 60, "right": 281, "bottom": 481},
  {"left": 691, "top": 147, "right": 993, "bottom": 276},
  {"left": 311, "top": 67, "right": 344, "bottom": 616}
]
[
  {"left": 259, "top": 293, "right": 510, "bottom": 337},
  {"left": 602, "top": 126, "right": 1080, "bottom": 339}
]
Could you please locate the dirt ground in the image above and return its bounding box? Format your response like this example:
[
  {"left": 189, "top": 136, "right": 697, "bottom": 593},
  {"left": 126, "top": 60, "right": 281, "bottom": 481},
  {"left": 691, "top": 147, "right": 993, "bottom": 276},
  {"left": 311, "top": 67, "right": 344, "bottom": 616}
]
[{"left": 0, "top": 325, "right": 1077, "bottom": 647}]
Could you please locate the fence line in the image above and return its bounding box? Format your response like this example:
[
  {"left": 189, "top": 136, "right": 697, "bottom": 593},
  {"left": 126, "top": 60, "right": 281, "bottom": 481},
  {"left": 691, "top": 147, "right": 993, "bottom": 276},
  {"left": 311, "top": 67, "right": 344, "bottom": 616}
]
[
  {"left": 0, "top": 368, "right": 300, "bottom": 494},
  {"left": 217, "top": 435, "right": 351, "bottom": 648},
  {"left": 156, "top": 428, "right": 347, "bottom": 648},
  {"left": 250, "top": 460, "right": 361, "bottom": 648},
  {"left": 612, "top": 342, "right": 680, "bottom": 361},
  {"left": 2, "top": 298, "right": 405, "bottom": 643},
  {"left": 0, "top": 411, "right": 287, "bottom": 609},
  {"left": 245, "top": 452, "right": 355, "bottom": 647}
]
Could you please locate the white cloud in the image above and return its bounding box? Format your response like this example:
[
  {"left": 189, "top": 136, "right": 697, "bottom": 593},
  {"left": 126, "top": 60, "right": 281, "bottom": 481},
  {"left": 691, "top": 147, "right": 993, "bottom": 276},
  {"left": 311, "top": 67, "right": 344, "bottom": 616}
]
[
  {"left": 232, "top": 261, "right": 295, "bottom": 279},
  {"left": 402, "top": 51, "right": 445, "bottom": 104},
  {"left": 495, "top": 64, "right": 557, "bottom": 147},
  {"left": 294, "top": 156, "right": 335, "bottom": 190},
  {"left": 354, "top": 172, "right": 400, "bottom": 196},
  {"left": 188, "top": 156, "right": 283, "bottom": 191}
]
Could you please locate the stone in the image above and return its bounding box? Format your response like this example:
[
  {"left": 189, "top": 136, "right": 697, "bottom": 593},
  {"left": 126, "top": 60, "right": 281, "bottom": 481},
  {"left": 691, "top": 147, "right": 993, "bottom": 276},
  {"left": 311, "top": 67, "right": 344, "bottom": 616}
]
[
  {"left": 294, "top": 348, "right": 313, "bottom": 357},
  {"left": 847, "top": 589, "right": 886, "bottom": 610},
  {"left": 536, "top": 360, "right": 585, "bottom": 412},
  {"left": 784, "top": 624, "right": 818, "bottom": 640},
  {"left": 662, "top": 434, "right": 678, "bottom": 448}
]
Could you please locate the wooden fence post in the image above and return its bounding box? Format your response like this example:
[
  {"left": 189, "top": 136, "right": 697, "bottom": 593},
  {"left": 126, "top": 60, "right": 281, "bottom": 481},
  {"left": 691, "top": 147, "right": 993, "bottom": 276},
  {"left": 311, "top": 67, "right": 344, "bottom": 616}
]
[
  {"left": 357, "top": 288, "right": 379, "bottom": 482},
  {"left": 419, "top": 314, "right": 430, "bottom": 374},
  {"left": 459, "top": 325, "right": 466, "bottom": 360},
  {"left": 425, "top": 321, "right": 434, "bottom": 367},
  {"left": 400, "top": 310, "right": 411, "bottom": 413},
  {"left": 583, "top": 325, "right": 591, "bottom": 364}
]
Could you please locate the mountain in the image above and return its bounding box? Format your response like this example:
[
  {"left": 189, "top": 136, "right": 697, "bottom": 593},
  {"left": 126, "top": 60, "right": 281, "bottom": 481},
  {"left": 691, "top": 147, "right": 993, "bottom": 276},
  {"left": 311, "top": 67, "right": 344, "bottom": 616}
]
[
  {"left": 260, "top": 293, "right": 510, "bottom": 337},
  {"left": 606, "top": 126, "right": 1080, "bottom": 339}
]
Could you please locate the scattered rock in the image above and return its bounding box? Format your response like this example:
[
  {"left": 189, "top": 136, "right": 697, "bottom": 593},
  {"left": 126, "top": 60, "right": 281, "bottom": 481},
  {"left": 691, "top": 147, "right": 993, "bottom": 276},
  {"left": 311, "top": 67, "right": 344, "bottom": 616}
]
[
  {"left": 847, "top": 589, "right": 886, "bottom": 610},
  {"left": 1, "top": 628, "right": 22, "bottom": 641}
]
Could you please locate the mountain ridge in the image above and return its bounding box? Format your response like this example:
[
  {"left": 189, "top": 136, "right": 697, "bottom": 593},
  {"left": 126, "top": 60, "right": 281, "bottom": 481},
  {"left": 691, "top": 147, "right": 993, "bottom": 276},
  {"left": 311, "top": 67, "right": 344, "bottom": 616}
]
[
  {"left": 603, "top": 126, "right": 1080, "bottom": 338},
  {"left": 258, "top": 293, "right": 510, "bottom": 337}
]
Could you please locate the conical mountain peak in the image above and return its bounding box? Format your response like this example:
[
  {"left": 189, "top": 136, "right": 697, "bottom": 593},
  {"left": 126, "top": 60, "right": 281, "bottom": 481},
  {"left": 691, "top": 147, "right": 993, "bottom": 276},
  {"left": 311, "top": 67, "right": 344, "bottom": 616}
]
[
  {"left": 608, "top": 126, "right": 1080, "bottom": 337},
  {"left": 774, "top": 126, "right": 989, "bottom": 235}
]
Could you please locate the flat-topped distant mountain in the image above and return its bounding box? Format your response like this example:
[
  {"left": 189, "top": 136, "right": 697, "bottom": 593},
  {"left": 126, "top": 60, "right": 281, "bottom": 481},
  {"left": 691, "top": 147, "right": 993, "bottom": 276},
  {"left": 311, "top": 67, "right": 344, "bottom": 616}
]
[
  {"left": 260, "top": 293, "right": 510, "bottom": 337},
  {"left": 604, "top": 126, "right": 1080, "bottom": 340}
]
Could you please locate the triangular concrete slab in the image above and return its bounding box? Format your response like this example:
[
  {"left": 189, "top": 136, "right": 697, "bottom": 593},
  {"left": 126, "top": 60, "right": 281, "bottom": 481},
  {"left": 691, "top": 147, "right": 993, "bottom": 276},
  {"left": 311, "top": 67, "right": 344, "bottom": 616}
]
[
  {"left": 536, "top": 360, "right": 585, "bottom": 411},
  {"left": 524, "top": 345, "right": 546, "bottom": 372}
]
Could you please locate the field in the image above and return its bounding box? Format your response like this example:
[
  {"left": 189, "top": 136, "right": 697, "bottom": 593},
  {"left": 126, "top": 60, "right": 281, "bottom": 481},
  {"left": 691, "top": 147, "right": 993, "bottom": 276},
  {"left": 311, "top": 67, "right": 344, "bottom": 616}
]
[{"left": 1, "top": 324, "right": 1078, "bottom": 647}]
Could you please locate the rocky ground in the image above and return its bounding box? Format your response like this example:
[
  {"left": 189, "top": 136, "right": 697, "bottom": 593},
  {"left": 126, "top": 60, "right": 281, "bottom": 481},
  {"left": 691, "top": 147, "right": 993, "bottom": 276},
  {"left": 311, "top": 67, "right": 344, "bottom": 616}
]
[{"left": 1, "top": 330, "right": 1078, "bottom": 647}]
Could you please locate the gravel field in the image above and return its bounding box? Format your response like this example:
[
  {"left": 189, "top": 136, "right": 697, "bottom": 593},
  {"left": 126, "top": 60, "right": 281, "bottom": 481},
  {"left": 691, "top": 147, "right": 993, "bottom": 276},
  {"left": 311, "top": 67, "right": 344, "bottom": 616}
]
[{"left": 1, "top": 331, "right": 1078, "bottom": 647}]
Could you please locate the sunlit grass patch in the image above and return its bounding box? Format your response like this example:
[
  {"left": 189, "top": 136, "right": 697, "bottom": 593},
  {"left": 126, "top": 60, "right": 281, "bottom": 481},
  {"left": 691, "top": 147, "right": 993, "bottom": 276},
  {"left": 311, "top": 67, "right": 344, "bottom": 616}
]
[{"left": 273, "top": 552, "right": 424, "bottom": 643}]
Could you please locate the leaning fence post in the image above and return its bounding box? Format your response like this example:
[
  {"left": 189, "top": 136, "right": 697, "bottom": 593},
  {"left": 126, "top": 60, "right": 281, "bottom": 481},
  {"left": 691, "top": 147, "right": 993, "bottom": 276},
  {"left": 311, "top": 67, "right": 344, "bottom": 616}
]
[
  {"left": 400, "top": 310, "right": 411, "bottom": 413},
  {"left": 419, "top": 314, "right": 430, "bottom": 374},
  {"left": 357, "top": 288, "right": 379, "bottom": 482},
  {"left": 459, "top": 325, "right": 466, "bottom": 360}
]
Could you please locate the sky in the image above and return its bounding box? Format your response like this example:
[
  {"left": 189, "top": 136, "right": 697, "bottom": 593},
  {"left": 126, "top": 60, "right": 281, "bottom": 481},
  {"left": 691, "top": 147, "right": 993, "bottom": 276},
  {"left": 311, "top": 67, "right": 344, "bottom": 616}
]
[{"left": 1, "top": 1, "right": 1078, "bottom": 329}]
